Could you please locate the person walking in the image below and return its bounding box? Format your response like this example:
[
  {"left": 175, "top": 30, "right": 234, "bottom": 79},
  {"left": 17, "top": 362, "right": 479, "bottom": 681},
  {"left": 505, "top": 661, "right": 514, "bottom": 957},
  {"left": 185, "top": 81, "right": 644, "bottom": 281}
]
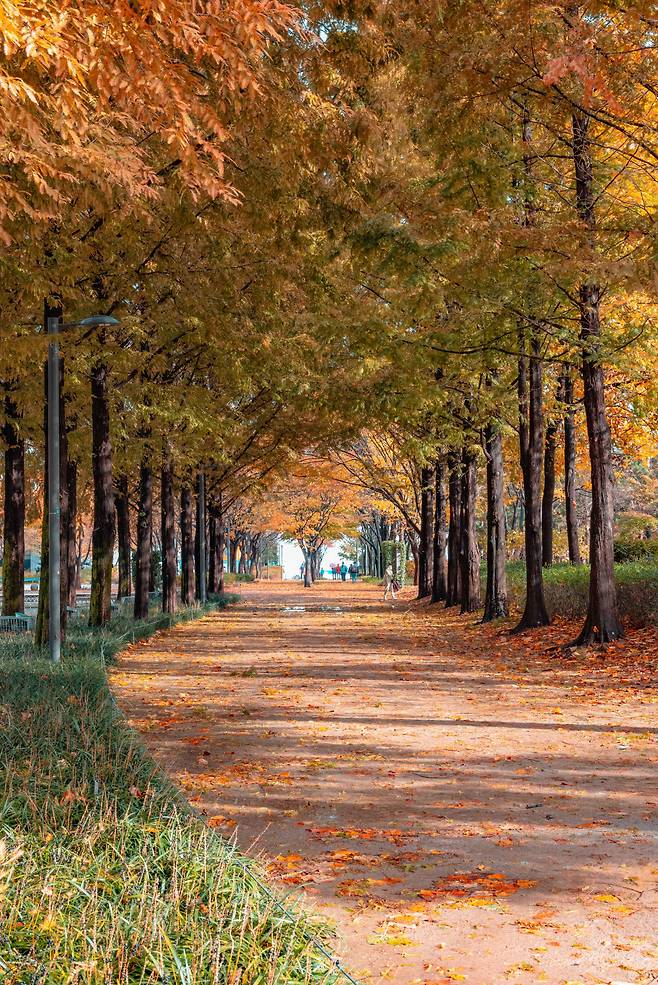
[
  {"left": 340, "top": 562, "right": 348, "bottom": 582},
  {"left": 349, "top": 562, "right": 358, "bottom": 583},
  {"left": 383, "top": 564, "right": 399, "bottom": 600}
]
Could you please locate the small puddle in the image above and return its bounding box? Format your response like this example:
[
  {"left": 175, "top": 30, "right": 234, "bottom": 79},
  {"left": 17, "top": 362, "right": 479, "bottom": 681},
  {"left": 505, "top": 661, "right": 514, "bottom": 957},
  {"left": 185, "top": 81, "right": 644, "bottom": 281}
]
[{"left": 282, "top": 605, "right": 345, "bottom": 614}]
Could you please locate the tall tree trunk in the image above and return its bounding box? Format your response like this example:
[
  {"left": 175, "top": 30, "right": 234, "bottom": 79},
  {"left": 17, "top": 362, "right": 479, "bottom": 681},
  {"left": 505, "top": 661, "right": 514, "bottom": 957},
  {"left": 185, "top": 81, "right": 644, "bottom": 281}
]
[
  {"left": 302, "top": 547, "right": 312, "bottom": 587},
  {"left": 116, "top": 473, "right": 132, "bottom": 599},
  {"left": 483, "top": 424, "right": 508, "bottom": 621},
  {"left": 515, "top": 332, "right": 550, "bottom": 630},
  {"left": 310, "top": 548, "right": 319, "bottom": 582},
  {"left": 2, "top": 396, "right": 25, "bottom": 616},
  {"left": 418, "top": 465, "right": 434, "bottom": 599},
  {"left": 572, "top": 105, "right": 622, "bottom": 643},
  {"left": 208, "top": 507, "right": 219, "bottom": 594},
  {"left": 90, "top": 359, "right": 115, "bottom": 626},
  {"left": 134, "top": 461, "right": 152, "bottom": 620},
  {"left": 194, "top": 472, "right": 208, "bottom": 602},
  {"left": 459, "top": 448, "right": 480, "bottom": 613},
  {"left": 195, "top": 489, "right": 202, "bottom": 599},
  {"left": 513, "top": 102, "right": 550, "bottom": 631},
  {"left": 238, "top": 538, "right": 247, "bottom": 574},
  {"left": 66, "top": 460, "right": 78, "bottom": 608},
  {"left": 446, "top": 455, "right": 462, "bottom": 607},
  {"left": 431, "top": 460, "right": 448, "bottom": 603},
  {"left": 36, "top": 344, "right": 69, "bottom": 640},
  {"left": 58, "top": 372, "right": 69, "bottom": 635},
  {"left": 35, "top": 362, "right": 49, "bottom": 646},
  {"left": 217, "top": 493, "right": 226, "bottom": 593},
  {"left": 561, "top": 369, "right": 581, "bottom": 564},
  {"left": 161, "top": 458, "right": 176, "bottom": 614},
  {"left": 180, "top": 484, "right": 195, "bottom": 605},
  {"left": 542, "top": 417, "right": 558, "bottom": 566}
]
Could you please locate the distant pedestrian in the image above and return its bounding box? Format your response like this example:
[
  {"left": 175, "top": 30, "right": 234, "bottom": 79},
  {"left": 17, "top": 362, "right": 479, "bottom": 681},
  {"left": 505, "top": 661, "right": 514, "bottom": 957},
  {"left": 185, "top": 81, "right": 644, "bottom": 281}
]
[
  {"left": 383, "top": 564, "right": 399, "bottom": 600},
  {"left": 340, "top": 562, "right": 348, "bottom": 582},
  {"left": 349, "top": 562, "right": 358, "bottom": 583}
]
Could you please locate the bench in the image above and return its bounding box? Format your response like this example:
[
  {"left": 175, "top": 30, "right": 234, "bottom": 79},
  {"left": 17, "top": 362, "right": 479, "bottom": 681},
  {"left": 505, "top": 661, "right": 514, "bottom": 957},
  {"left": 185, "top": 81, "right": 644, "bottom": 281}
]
[{"left": 0, "top": 612, "right": 33, "bottom": 633}]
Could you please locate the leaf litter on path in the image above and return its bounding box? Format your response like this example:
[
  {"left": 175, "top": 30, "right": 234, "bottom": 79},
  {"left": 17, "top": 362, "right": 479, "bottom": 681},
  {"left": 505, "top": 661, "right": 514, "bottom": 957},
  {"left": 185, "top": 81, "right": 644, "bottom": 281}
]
[{"left": 112, "top": 582, "right": 658, "bottom": 985}]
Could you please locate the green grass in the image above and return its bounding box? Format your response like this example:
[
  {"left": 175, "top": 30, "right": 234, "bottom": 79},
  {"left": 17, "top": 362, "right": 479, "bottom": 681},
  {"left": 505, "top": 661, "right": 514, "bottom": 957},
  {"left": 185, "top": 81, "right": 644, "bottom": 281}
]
[
  {"left": 505, "top": 561, "right": 658, "bottom": 626},
  {"left": 0, "top": 601, "right": 341, "bottom": 984}
]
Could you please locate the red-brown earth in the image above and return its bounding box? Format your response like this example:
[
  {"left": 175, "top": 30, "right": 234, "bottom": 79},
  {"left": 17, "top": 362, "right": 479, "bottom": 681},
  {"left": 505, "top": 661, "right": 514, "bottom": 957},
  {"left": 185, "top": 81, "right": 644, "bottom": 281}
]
[{"left": 111, "top": 581, "right": 658, "bottom": 985}]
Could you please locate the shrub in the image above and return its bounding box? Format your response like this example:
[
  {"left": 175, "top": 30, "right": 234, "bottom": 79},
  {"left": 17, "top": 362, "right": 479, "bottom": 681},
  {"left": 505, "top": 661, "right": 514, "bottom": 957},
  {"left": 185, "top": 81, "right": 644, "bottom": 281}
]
[
  {"left": 505, "top": 561, "right": 658, "bottom": 626},
  {"left": 613, "top": 539, "right": 658, "bottom": 563}
]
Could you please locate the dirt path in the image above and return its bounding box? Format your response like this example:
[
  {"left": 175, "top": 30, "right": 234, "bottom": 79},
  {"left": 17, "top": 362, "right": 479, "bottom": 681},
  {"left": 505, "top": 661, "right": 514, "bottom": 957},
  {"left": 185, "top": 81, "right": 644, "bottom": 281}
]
[{"left": 112, "top": 582, "right": 658, "bottom": 985}]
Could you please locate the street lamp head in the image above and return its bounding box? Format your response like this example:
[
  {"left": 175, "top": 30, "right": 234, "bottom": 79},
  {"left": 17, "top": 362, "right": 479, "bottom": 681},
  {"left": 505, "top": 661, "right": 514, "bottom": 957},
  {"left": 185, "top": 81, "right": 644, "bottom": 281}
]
[{"left": 78, "top": 314, "right": 121, "bottom": 327}]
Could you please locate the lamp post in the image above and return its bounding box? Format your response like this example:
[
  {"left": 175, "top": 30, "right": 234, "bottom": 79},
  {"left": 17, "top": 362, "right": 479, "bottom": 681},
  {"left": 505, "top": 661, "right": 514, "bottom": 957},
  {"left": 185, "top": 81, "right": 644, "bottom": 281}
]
[{"left": 46, "top": 313, "right": 119, "bottom": 663}]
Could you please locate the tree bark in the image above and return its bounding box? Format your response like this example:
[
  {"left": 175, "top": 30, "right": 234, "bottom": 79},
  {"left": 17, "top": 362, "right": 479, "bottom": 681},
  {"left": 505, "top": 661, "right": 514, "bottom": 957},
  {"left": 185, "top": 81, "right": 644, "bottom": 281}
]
[
  {"left": 217, "top": 493, "right": 226, "bottom": 593},
  {"left": 542, "top": 417, "right": 558, "bottom": 566},
  {"left": 36, "top": 345, "right": 69, "bottom": 640},
  {"left": 238, "top": 538, "right": 248, "bottom": 574},
  {"left": 459, "top": 448, "right": 480, "bottom": 613},
  {"left": 58, "top": 363, "right": 69, "bottom": 633},
  {"left": 302, "top": 547, "right": 312, "bottom": 587},
  {"left": 483, "top": 424, "right": 508, "bottom": 621},
  {"left": 560, "top": 369, "right": 581, "bottom": 564},
  {"left": 208, "top": 506, "right": 219, "bottom": 594},
  {"left": 161, "top": 458, "right": 176, "bottom": 614},
  {"left": 572, "top": 105, "right": 622, "bottom": 643},
  {"left": 446, "top": 455, "right": 462, "bottom": 607},
  {"left": 180, "top": 484, "right": 195, "bottom": 605},
  {"left": 116, "top": 473, "right": 132, "bottom": 599},
  {"left": 431, "top": 460, "right": 448, "bottom": 603},
  {"left": 134, "top": 461, "right": 152, "bottom": 620},
  {"left": 89, "top": 359, "right": 115, "bottom": 626},
  {"left": 66, "top": 460, "right": 78, "bottom": 608},
  {"left": 514, "top": 331, "right": 550, "bottom": 631},
  {"left": 194, "top": 476, "right": 205, "bottom": 600},
  {"left": 2, "top": 396, "right": 25, "bottom": 616},
  {"left": 35, "top": 362, "right": 49, "bottom": 647},
  {"left": 418, "top": 465, "right": 435, "bottom": 599}
]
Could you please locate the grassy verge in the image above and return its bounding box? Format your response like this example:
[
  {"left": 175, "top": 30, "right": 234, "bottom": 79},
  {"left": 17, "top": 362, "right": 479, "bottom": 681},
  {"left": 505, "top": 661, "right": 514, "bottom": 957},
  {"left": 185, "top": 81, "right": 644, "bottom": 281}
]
[
  {"left": 505, "top": 561, "right": 658, "bottom": 626},
  {"left": 0, "top": 600, "right": 340, "bottom": 984}
]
